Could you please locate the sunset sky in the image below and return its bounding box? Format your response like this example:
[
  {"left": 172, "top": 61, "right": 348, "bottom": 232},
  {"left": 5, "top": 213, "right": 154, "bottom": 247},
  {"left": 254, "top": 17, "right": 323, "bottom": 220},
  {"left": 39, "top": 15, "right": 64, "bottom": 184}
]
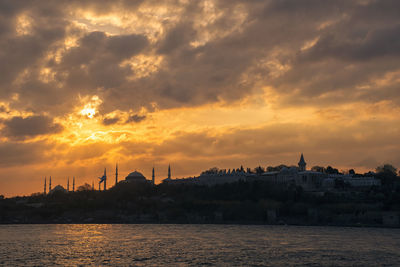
[{"left": 0, "top": 0, "right": 399, "bottom": 196}]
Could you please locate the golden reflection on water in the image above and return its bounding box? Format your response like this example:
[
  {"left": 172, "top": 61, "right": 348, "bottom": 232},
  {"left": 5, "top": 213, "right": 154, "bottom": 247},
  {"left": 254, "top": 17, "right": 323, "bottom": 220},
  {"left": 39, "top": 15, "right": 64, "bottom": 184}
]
[{"left": 65, "top": 224, "right": 112, "bottom": 237}]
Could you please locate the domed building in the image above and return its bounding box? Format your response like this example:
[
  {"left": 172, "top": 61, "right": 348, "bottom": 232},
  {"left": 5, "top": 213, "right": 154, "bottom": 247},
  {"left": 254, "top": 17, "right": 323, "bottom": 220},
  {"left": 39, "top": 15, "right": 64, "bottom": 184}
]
[
  {"left": 125, "top": 171, "right": 148, "bottom": 183},
  {"left": 49, "top": 185, "right": 67, "bottom": 194}
]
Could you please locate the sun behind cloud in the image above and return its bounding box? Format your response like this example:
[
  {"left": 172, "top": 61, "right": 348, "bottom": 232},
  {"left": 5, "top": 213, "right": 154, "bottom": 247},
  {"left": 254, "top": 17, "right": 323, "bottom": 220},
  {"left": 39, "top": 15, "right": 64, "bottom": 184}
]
[
  {"left": 80, "top": 106, "right": 96, "bottom": 119},
  {"left": 79, "top": 95, "right": 102, "bottom": 119}
]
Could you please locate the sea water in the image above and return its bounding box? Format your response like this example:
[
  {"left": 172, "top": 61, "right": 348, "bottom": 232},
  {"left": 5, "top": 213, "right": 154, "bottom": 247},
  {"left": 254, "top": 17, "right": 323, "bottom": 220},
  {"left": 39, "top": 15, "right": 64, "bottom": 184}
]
[{"left": 0, "top": 224, "right": 399, "bottom": 266}]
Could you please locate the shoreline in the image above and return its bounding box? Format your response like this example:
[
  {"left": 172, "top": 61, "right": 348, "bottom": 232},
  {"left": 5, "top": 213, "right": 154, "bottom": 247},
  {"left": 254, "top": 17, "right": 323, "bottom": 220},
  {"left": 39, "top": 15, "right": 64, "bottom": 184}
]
[{"left": 1, "top": 221, "right": 399, "bottom": 229}]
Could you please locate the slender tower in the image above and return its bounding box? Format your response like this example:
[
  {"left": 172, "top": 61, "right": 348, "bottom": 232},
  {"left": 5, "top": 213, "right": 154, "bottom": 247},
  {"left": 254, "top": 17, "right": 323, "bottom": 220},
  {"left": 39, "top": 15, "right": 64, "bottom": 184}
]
[
  {"left": 104, "top": 168, "right": 107, "bottom": 191},
  {"left": 67, "top": 177, "right": 69, "bottom": 192},
  {"left": 92, "top": 181, "right": 94, "bottom": 191},
  {"left": 44, "top": 177, "right": 47, "bottom": 195},
  {"left": 152, "top": 167, "right": 155, "bottom": 185},
  {"left": 298, "top": 153, "right": 307, "bottom": 171},
  {"left": 168, "top": 164, "right": 171, "bottom": 180},
  {"left": 49, "top": 176, "right": 52, "bottom": 192},
  {"left": 115, "top": 163, "right": 118, "bottom": 186},
  {"left": 73, "top": 176, "right": 75, "bottom": 192}
]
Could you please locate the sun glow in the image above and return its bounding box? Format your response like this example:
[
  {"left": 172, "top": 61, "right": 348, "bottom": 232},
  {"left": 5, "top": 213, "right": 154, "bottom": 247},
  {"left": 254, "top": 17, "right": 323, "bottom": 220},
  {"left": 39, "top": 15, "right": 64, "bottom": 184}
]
[
  {"left": 78, "top": 95, "right": 102, "bottom": 119},
  {"left": 80, "top": 106, "right": 96, "bottom": 118}
]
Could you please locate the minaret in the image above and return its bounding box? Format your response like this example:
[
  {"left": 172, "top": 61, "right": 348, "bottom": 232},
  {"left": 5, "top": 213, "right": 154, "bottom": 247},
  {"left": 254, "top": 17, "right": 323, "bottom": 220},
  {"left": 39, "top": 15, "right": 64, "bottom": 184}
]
[
  {"left": 298, "top": 153, "right": 306, "bottom": 171},
  {"left": 152, "top": 167, "right": 155, "bottom": 185},
  {"left": 92, "top": 181, "right": 94, "bottom": 191},
  {"left": 104, "top": 168, "right": 107, "bottom": 191},
  {"left": 115, "top": 163, "right": 118, "bottom": 186},
  {"left": 168, "top": 164, "right": 171, "bottom": 180},
  {"left": 44, "top": 177, "right": 46, "bottom": 195},
  {"left": 73, "top": 176, "right": 75, "bottom": 192},
  {"left": 49, "top": 176, "right": 52, "bottom": 192},
  {"left": 67, "top": 177, "right": 69, "bottom": 192}
]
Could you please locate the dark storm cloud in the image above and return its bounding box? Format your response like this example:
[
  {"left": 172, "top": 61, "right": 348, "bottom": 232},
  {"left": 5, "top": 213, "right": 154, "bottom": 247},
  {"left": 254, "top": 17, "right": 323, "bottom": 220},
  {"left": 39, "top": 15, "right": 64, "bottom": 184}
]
[
  {"left": 102, "top": 117, "right": 120, "bottom": 126},
  {"left": 299, "top": 25, "right": 400, "bottom": 62},
  {"left": 101, "top": 113, "right": 146, "bottom": 125},
  {"left": 120, "top": 0, "right": 399, "bottom": 110},
  {"left": 59, "top": 31, "right": 149, "bottom": 90},
  {"left": 1, "top": 115, "right": 63, "bottom": 139},
  {"left": 0, "top": 1, "right": 67, "bottom": 96},
  {"left": 157, "top": 22, "right": 197, "bottom": 54},
  {"left": 264, "top": 1, "right": 400, "bottom": 105},
  {"left": 126, "top": 114, "right": 146, "bottom": 123}
]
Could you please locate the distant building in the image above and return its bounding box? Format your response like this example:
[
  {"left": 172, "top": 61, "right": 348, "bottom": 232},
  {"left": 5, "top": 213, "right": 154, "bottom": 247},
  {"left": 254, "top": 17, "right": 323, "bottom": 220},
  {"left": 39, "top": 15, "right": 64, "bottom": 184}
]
[
  {"left": 49, "top": 185, "right": 67, "bottom": 194},
  {"left": 125, "top": 171, "right": 148, "bottom": 183},
  {"left": 262, "top": 154, "right": 381, "bottom": 191},
  {"left": 162, "top": 153, "right": 381, "bottom": 191},
  {"left": 163, "top": 166, "right": 247, "bottom": 186}
]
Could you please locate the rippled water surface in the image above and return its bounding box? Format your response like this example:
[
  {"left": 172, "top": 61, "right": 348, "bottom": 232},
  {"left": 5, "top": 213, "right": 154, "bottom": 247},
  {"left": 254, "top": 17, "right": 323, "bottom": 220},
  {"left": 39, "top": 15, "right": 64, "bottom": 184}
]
[{"left": 1, "top": 224, "right": 400, "bottom": 266}]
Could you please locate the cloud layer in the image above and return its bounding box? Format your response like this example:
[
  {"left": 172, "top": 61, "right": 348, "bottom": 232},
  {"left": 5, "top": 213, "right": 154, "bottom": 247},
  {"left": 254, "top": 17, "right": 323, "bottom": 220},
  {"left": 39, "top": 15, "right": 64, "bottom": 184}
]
[
  {"left": 0, "top": 0, "right": 399, "bottom": 196},
  {"left": 1, "top": 115, "right": 63, "bottom": 139}
]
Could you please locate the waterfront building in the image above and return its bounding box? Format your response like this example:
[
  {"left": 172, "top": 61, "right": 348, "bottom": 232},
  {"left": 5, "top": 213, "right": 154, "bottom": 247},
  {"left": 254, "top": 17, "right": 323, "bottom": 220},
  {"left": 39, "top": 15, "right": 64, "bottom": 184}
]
[{"left": 162, "top": 154, "right": 381, "bottom": 191}]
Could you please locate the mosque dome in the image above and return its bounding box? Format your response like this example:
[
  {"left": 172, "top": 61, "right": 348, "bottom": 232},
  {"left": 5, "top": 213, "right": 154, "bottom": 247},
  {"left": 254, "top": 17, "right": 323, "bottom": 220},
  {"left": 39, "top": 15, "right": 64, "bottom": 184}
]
[
  {"left": 125, "top": 171, "right": 147, "bottom": 182},
  {"left": 49, "top": 185, "right": 67, "bottom": 194}
]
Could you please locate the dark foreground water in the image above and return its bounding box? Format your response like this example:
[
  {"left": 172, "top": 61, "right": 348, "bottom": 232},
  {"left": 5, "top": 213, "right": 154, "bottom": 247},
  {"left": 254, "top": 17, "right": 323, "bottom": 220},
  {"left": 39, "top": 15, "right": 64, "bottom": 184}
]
[{"left": 0, "top": 225, "right": 400, "bottom": 266}]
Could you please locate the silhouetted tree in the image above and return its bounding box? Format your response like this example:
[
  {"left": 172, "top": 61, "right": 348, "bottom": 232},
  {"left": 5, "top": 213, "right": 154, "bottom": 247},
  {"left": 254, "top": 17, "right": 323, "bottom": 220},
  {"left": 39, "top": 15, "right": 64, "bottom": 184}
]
[
  {"left": 348, "top": 169, "right": 355, "bottom": 175},
  {"left": 201, "top": 167, "right": 219, "bottom": 175},
  {"left": 376, "top": 164, "right": 398, "bottom": 187},
  {"left": 311, "top": 166, "right": 325, "bottom": 172},
  {"left": 266, "top": 165, "right": 289, "bottom": 172},
  {"left": 266, "top": 166, "right": 277, "bottom": 172},
  {"left": 254, "top": 166, "right": 265, "bottom": 175},
  {"left": 376, "top": 164, "right": 397, "bottom": 175},
  {"left": 77, "top": 183, "right": 92, "bottom": 191},
  {"left": 277, "top": 165, "right": 289, "bottom": 171},
  {"left": 325, "top": 166, "right": 339, "bottom": 174}
]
